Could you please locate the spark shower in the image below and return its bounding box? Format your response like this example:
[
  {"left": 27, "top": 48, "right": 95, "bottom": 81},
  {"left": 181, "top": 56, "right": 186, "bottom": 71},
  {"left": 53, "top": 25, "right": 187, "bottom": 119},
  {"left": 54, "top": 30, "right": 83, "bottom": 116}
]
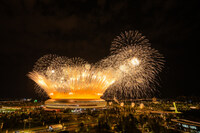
[{"left": 28, "top": 30, "right": 164, "bottom": 100}]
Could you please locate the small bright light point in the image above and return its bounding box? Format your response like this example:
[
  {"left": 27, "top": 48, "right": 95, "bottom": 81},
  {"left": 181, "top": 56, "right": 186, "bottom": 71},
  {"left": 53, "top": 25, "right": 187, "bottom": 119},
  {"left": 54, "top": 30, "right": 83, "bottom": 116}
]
[
  {"left": 131, "top": 57, "right": 140, "bottom": 66},
  {"left": 82, "top": 72, "right": 86, "bottom": 77},
  {"left": 110, "top": 80, "right": 115, "bottom": 84},
  {"left": 92, "top": 75, "right": 97, "bottom": 79},
  {"left": 119, "top": 65, "right": 127, "bottom": 72},
  {"left": 50, "top": 93, "right": 54, "bottom": 96},
  {"left": 97, "top": 93, "right": 102, "bottom": 96},
  {"left": 51, "top": 70, "right": 55, "bottom": 73},
  {"left": 85, "top": 64, "right": 91, "bottom": 70},
  {"left": 38, "top": 79, "right": 46, "bottom": 86},
  {"left": 69, "top": 92, "right": 73, "bottom": 95}
]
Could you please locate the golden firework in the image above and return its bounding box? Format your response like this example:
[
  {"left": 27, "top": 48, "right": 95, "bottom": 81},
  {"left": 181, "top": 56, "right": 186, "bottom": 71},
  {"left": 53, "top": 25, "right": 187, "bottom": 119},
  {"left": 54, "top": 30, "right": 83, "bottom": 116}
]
[{"left": 28, "top": 30, "right": 164, "bottom": 99}]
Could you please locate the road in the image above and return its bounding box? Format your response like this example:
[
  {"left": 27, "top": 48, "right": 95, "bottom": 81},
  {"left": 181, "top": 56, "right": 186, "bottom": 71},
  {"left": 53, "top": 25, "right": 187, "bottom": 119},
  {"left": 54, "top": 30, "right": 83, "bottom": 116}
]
[{"left": 9, "top": 119, "right": 97, "bottom": 133}]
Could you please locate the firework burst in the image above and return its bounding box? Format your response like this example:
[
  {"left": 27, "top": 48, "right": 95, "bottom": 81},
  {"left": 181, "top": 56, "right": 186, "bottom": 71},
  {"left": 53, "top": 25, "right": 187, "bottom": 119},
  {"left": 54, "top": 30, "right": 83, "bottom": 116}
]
[
  {"left": 28, "top": 30, "right": 164, "bottom": 99},
  {"left": 103, "top": 31, "right": 164, "bottom": 98}
]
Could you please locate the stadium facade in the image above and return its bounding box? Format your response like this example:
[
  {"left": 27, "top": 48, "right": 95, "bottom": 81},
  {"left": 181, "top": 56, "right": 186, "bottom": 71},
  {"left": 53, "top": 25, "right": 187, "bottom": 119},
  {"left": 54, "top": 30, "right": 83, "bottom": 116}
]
[{"left": 44, "top": 99, "right": 107, "bottom": 109}]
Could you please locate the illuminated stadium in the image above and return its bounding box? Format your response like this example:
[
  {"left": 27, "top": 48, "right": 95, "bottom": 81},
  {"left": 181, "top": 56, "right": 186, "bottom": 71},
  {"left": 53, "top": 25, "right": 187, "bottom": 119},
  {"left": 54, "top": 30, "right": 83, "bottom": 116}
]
[
  {"left": 28, "top": 30, "right": 164, "bottom": 109},
  {"left": 45, "top": 99, "right": 107, "bottom": 109}
]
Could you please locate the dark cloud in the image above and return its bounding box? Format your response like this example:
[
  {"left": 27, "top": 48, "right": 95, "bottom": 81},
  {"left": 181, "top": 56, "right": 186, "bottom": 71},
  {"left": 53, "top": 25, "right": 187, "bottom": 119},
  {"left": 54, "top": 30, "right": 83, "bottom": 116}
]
[{"left": 0, "top": 0, "right": 199, "bottom": 99}]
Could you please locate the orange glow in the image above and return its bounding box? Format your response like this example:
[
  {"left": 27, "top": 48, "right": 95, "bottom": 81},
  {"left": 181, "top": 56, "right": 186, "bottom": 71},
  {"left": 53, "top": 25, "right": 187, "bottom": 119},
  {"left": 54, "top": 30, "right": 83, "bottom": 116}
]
[
  {"left": 48, "top": 91, "right": 103, "bottom": 99},
  {"left": 28, "top": 70, "right": 115, "bottom": 99}
]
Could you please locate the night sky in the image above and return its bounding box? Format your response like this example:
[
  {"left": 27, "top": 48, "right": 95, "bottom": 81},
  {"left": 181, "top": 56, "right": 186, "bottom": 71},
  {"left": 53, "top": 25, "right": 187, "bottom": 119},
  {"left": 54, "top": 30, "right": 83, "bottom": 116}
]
[{"left": 0, "top": 0, "right": 199, "bottom": 99}]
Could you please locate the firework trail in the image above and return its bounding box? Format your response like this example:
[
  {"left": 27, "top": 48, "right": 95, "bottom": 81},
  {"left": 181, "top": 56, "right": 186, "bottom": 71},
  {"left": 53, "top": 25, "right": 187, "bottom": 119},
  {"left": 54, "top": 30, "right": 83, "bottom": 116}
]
[{"left": 28, "top": 30, "right": 164, "bottom": 99}]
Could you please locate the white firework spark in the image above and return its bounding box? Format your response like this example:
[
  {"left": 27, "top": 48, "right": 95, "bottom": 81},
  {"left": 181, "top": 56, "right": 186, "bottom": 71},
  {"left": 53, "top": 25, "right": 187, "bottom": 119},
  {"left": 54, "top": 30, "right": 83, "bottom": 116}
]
[{"left": 28, "top": 30, "right": 164, "bottom": 99}]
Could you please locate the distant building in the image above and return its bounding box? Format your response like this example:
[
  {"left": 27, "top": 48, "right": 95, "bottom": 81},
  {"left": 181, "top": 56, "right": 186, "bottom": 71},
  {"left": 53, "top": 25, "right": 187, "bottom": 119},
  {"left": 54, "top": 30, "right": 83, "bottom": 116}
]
[{"left": 171, "top": 119, "right": 200, "bottom": 132}]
